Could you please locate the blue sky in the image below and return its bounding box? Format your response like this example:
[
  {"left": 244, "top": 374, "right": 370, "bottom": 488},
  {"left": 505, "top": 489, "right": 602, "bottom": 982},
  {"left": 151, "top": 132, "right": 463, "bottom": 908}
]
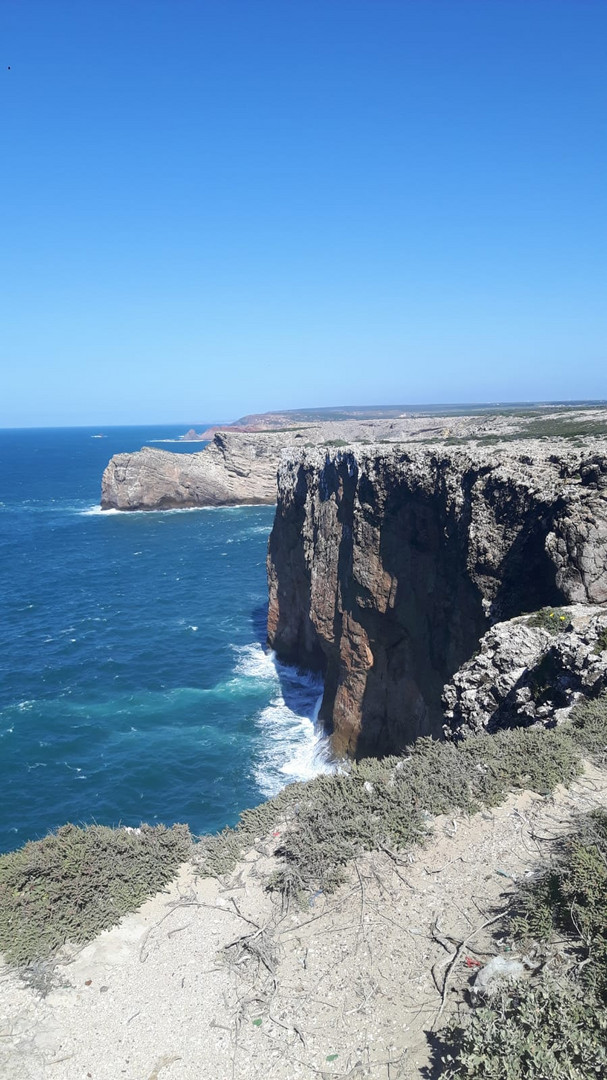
[{"left": 1, "top": 0, "right": 605, "bottom": 426}]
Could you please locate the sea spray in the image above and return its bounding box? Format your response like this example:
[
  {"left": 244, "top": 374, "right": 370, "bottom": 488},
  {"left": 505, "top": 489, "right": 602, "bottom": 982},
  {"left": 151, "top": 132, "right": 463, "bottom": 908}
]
[{"left": 231, "top": 643, "right": 334, "bottom": 797}]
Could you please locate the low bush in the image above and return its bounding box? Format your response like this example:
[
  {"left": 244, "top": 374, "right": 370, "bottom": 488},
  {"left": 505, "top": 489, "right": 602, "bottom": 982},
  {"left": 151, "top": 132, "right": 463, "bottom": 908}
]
[
  {"left": 439, "top": 978, "right": 607, "bottom": 1079},
  {"left": 525, "top": 607, "right": 572, "bottom": 633},
  {"left": 511, "top": 807, "right": 607, "bottom": 1000},
  {"left": 0, "top": 822, "right": 191, "bottom": 964},
  {"left": 437, "top": 781, "right": 607, "bottom": 1078}
]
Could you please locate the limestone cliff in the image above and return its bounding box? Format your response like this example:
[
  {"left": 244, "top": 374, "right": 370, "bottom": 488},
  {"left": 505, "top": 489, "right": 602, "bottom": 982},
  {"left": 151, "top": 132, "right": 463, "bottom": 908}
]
[
  {"left": 101, "top": 409, "right": 607, "bottom": 511},
  {"left": 267, "top": 442, "right": 607, "bottom": 756},
  {"left": 101, "top": 432, "right": 282, "bottom": 510}
]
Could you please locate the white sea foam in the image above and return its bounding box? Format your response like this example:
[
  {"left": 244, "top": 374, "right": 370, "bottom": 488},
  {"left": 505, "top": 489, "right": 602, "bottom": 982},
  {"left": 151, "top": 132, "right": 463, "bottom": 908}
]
[
  {"left": 79, "top": 503, "right": 275, "bottom": 516},
  {"left": 243, "top": 524, "right": 275, "bottom": 536},
  {"left": 253, "top": 692, "right": 335, "bottom": 798},
  {"left": 81, "top": 505, "right": 121, "bottom": 515},
  {"left": 232, "top": 643, "right": 278, "bottom": 680},
  {"left": 231, "top": 643, "right": 335, "bottom": 796}
]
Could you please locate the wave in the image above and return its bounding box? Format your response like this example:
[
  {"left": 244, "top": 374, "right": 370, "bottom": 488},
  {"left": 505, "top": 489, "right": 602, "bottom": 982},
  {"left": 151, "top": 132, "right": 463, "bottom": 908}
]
[
  {"left": 79, "top": 503, "right": 275, "bottom": 516},
  {"left": 231, "top": 643, "right": 335, "bottom": 796},
  {"left": 80, "top": 505, "right": 122, "bottom": 515},
  {"left": 253, "top": 692, "right": 335, "bottom": 797},
  {"left": 232, "top": 642, "right": 278, "bottom": 680}
]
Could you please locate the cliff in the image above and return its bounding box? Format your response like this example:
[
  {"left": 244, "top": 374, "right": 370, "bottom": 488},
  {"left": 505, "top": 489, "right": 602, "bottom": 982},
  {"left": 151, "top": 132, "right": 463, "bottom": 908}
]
[
  {"left": 267, "top": 441, "right": 607, "bottom": 756},
  {"left": 101, "top": 432, "right": 283, "bottom": 510},
  {"left": 101, "top": 408, "right": 607, "bottom": 511}
]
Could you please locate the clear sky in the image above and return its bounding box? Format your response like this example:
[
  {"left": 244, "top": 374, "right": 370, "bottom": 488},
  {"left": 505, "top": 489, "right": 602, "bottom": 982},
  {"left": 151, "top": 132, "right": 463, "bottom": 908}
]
[{"left": 1, "top": 0, "right": 605, "bottom": 426}]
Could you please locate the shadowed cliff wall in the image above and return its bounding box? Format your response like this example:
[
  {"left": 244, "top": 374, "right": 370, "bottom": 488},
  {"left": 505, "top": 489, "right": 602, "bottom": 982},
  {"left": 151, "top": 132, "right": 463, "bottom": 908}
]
[{"left": 267, "top": 444, "right": 607, "bottom": 756}]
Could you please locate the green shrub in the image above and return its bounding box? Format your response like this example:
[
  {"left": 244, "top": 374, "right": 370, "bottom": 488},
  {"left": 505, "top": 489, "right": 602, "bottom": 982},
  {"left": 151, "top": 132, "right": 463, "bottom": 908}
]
[
  {"left": 511, "top": 808, "right": 607, "bottom": 999},
  {"left": 438, "top": 800, "right": 607, "bottom": 1078},
  {"left": 439, "top": 979, "right": 607, "bottom": 1079},
  {"left": 0, "top": 822, "right": 191, "bottom": 964},
  {"left": 570, "top": 694, "right": 607, "bottom": 764},
  {"left": 525, "top": 608, "right": 572, "bottom": 633}
]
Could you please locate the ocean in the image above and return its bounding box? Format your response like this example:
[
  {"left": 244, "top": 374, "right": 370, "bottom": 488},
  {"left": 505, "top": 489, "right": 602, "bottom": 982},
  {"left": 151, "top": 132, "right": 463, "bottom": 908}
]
[{"left": 0, "top": 426, "right": 331, "bottom": 854}]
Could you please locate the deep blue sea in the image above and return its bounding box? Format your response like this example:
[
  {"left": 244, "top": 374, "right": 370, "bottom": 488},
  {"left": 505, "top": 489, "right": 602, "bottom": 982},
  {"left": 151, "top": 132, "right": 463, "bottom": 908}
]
[{"left": 0, "top": 426, "right": 331, "bottom": 854}]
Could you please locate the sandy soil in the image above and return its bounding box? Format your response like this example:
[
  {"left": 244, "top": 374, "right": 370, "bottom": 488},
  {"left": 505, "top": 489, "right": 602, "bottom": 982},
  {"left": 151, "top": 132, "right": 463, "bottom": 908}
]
[{"left": 2, "top": 763, "right": 607, "bottom": 1080}]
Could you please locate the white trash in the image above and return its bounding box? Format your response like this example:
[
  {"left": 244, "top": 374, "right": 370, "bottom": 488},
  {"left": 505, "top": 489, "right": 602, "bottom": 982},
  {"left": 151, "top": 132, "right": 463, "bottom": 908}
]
[{"left": 473, "top": 955, "right": 527, "bottom": 997}]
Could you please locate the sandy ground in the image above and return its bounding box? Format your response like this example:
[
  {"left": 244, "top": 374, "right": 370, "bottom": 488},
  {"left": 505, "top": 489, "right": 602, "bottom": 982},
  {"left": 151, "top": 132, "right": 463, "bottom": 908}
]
[{"left": 2, "top": 762, "right": 607, "bottom": 1080}]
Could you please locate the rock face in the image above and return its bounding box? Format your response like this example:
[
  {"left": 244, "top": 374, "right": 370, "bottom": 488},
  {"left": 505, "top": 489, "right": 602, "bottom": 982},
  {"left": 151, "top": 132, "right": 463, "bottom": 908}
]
[
  {"left": 442, "top": 604, "right": 607, "bottom": 738},
  {"left": 267, "top": 442, "right": 607, "bottom": 756},
  {"left": 101, "top": 432, "right": 283, "bottom": 510}
]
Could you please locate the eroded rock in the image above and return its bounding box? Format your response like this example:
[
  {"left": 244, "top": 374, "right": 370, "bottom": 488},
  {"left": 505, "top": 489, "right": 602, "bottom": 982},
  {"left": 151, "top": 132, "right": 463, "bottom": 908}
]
[
  {"left": 101, "top": 432, "right": 282, "bottom": 509},
  {"left": 443, "top": 604, "right": 607, "bottom": 737}
]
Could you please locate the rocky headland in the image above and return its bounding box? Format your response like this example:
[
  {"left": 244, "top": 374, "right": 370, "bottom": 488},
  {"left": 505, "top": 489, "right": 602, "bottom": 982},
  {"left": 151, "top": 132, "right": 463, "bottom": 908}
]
[
  {"left": 267, "top": 438, "right": 607, "bottom": 756},
  {"left": 101, "top": 431, "right": 284, "bottom": 510},
  {"left": 101, "top": 407, "right": 607, "bottom": 511}
]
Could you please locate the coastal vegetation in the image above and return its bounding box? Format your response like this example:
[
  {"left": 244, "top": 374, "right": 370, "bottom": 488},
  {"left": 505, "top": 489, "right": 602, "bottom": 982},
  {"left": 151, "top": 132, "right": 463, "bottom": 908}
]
[
  {"left": 1, "top": 699, "right": 607, "bottom": 1076},
  {"left": 525, "top": 607, "right": 572, "bottom": 634},
  {"left": 5, "top": 695, "right": 604, "bottom": 968},
  {"left": 440, "top": 416, "right": 607, "bottom": 444},
  {"left": 0, "top": 822, "right": 190, "bottom": 965},
  {"left": 197, "top": 696, "right": 607, "bottom": 902},
  {"left": 438, "top": 801, "right": 607, "bottom": 1079}
]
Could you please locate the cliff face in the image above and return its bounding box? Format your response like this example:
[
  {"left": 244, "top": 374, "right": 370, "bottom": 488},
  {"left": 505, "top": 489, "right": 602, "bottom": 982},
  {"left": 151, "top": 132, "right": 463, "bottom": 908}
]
[
  {"left": 267, "top": 443, "right": 607, "bottom": 756},
  {"left": 101, "top": 432, "right": 282, "bottom": 510}
]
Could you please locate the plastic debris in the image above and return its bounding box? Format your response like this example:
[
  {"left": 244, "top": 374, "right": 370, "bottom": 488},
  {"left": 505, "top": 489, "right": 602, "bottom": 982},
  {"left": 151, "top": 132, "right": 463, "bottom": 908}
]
[{"left": 473, "top": 955, "right": 526, "bottom": 996}]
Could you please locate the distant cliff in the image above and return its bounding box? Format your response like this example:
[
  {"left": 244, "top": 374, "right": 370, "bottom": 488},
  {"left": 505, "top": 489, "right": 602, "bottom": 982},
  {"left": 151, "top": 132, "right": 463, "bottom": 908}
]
[
  {"left": 101, "top": 432, "right": 283, "bottom": 510},
  {"left": 267, "top": 442, "right": 607, "bottom": 756}
]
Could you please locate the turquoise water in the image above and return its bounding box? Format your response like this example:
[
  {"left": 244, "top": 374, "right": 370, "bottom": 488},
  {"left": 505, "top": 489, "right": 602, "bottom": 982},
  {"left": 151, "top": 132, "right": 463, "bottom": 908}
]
[{"left": 0, "top": 426, "right": 330, "bottom": 853}]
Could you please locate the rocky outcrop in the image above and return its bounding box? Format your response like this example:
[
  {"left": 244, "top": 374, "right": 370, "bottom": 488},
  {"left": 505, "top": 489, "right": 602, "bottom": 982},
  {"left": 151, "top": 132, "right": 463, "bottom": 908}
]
[
  {"left": 443, "top": 604, "right": 607, "bottom": 737},
  {"left": 267, "top": 442, "right": 607, "bottom": 757},
  {"left": 101, "top": 432, "right": 284, "bottom": 510}
]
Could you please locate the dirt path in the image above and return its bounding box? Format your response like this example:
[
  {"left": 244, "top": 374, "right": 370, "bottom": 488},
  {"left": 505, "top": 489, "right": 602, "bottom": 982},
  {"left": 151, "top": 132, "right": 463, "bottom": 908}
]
[{"left": 2, "top": 763, "right": 607, "bottom": 1080}]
